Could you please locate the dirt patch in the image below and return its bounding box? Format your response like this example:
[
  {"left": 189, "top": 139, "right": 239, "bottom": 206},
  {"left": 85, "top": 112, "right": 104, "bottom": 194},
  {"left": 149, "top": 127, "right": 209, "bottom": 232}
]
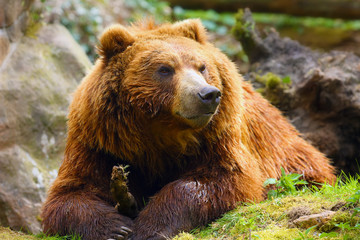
[
  {"left": 287, "top": 206, "right": 312, "bottom": 222},
  {"left": 330, "top": 201, "right": 347, "bottom": 211}
]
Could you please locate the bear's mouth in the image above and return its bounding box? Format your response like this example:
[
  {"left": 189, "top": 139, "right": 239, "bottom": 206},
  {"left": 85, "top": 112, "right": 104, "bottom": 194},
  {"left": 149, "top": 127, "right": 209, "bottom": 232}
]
[
  {"left": 185, "top": 112, "right": 214, "bottom": 120},
  {"left": 176, "top": 112, "right": 214, "bottom": 120},
  {"left": 175, "top": 111, "right": 215, "bottom": 129}
]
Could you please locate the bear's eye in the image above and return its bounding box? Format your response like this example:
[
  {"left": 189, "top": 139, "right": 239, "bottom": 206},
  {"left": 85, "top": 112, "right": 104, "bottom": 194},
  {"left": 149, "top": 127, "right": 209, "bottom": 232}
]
[
  {"left": 199, "top": 65, "right": 206, "bottom": 73},
  {"left": 157, "top": 66, "right": 174, "bottom": 77}
]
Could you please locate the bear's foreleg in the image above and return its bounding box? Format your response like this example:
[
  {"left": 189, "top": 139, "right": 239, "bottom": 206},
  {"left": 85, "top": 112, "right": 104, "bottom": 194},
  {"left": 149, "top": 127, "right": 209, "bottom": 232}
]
[
  {"left": 41, "top": 191, "right": 133, "bottom": 240},
  {"left": 131, "top": 168, "right": 263, "bottom": 240}
]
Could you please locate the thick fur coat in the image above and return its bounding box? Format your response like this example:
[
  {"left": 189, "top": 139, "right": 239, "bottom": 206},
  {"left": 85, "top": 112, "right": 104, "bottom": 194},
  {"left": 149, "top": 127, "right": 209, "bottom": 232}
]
[{"left": 41, "top": 19, "right": 336, "bottom": 240}]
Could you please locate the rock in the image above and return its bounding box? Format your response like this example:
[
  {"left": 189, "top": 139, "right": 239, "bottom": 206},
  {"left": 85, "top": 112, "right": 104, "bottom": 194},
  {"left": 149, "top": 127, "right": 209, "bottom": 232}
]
[
  {"left": 0, "top": 0, "right": 34, "bottom": 43},
  {"left": 0, "top": 0, "right": 34, "bottom": 28},
  {"left": 0, "top": 0, "right": 91, "bottom": 233},
  {"left": 234, "top": 9, "right": 360, "bottom": 174},
  {"left": 291, "top": 211, "right": 336, "bottom": 229},
  {"left": 0, "top": 22, "right": 91, "bottom": 233},
  {"left": 0, "top": 35, "right": 10, "bottom": 65}
]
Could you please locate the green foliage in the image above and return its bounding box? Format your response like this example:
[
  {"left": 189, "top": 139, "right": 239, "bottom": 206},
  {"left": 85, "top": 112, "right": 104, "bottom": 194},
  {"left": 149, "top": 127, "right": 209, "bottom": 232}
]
[
  {"left": 173, "top": 7, "right": 245, "bottom": 61},
  {"left": 125, "top": 0, "right": 172, "bottom": 23},
  {"left": 253, "top": 72, "right": 292, "bottom": 107},
  {"left": 35, "top": 233, "right": 82, "bottom": 240},
  {"left": 346, "top": 189, "right": 360, "bottom": 205},
  {"left": 255, "top": 72, "right": 292, "bottom": 88},
  {"left": 32, "top": 0, "right": 360, "bottom": 64},
  {"left": 32, "top": 0, "right": 104, "bottom": 62},
  {"left": 173, "top": 7, "right": 235, "bottom": 35},
  {"left": 58, "top": 0, "right": 103, "bottom": 62},
  {"left": 295, "top": 225, "right": 317, "bottom": 240},
  {"left": 346, "top": 188, "right": 360, "bottom": 223},
  {"left": 252, "top": 13, "right": 360, "bottom": 31},
  {"left": 282, "top": 76, "right": 291, "bottom": 84},
  {"left": 264, "top": 168, "right": 308, "bottom": 199}
]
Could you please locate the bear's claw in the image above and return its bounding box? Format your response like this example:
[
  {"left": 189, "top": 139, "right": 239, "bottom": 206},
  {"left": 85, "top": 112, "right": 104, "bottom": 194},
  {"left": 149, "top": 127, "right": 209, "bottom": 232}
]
[{"left": 107, "top": 226, "right": 132, "bottom": 240}]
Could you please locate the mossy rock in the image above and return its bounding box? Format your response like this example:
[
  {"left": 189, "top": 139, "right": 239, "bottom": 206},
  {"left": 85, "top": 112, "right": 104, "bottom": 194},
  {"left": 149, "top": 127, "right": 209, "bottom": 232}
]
[{"left": 0, "top": 23, "right": 91, "bottom": 233}]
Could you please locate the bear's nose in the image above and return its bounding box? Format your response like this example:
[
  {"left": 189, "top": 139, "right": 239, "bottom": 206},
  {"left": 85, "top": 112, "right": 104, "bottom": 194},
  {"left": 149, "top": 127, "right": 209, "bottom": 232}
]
[{"left": 198, "top": 86, "right": 221, "bottom": 109}]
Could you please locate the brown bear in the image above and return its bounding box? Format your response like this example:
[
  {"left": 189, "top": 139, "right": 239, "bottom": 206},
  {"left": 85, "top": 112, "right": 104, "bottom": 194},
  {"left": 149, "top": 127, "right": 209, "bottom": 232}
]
[{"left": 41, "top": 19, "right": 336, "bottom": 240}]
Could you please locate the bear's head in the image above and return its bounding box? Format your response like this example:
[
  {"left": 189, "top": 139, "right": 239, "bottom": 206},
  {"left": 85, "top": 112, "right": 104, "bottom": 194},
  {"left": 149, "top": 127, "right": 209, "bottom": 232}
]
[
  {"left": 98, "top": 19, "right": 222, "bottom": 129},
  {"left": 68, "top": 19, "right": 240, "bottom": 163}
]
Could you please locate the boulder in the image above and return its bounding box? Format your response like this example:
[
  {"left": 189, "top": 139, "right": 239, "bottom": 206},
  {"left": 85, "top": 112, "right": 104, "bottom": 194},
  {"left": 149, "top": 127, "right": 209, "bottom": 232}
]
[
  {"left": 0, "top": 22, "right": 91, "bottom": 233},
  {"left": 0, "top": 0, "right": 34, "bottom": 43},
  {"left": 291, "top": 211, "right": 336, "bottom": 229}
]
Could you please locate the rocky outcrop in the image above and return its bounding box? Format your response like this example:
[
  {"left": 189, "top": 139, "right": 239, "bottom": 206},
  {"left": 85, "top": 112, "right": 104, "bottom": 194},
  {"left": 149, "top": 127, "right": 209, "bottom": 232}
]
[
  {"left": 234, "top": 9, "right": 360, "bottom": 174},
  {"left": 0, "top": 0, "right": 34, "bottom": 64},
  {"left": 0, "top": 0, "right": 91, "bottom": 233}
]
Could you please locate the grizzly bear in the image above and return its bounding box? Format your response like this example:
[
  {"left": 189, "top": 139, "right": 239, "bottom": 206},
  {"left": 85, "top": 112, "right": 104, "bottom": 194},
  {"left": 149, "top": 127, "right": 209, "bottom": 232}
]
[{"left": 41, "top": 19, "right": 336, "bottom": 240}]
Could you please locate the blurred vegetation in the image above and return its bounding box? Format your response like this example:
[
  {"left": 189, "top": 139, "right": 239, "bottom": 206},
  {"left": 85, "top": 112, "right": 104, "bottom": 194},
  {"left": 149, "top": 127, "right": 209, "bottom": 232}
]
[
  {"left": 126, "top": 0, "right": 172, "bottom": 22},
  {"left": 32, "top": 0, "right": 105, "bottom": 61},
  {"left": 31, "top": 0, "right": 360, "bottom": 63},
  {"left": 57, "top": 1, "right": 103, "bottom": 59}
]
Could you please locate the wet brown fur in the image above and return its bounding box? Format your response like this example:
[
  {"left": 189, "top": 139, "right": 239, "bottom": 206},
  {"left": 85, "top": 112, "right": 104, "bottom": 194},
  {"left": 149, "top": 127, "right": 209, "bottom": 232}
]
[{"left": 41, "top": 19, "right": 336, "bottom": 240}]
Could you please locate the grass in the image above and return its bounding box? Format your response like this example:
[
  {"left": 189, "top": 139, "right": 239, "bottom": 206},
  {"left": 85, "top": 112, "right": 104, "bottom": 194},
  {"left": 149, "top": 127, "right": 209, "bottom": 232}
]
[
  {"left": 174, "top": 173, "right": 360, "bottom": 240},
  {"left": 2, "top": 173, "right": 359, "bottom": 240},
  {"left": 0, "top": 227, "right": 81, "bottom": 240}
]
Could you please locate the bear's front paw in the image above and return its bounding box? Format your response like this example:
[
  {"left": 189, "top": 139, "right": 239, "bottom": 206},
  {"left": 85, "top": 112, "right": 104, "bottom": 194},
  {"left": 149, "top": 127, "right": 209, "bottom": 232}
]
[{"left": 107, "top": 226, "right": 132, "bottom": 240}]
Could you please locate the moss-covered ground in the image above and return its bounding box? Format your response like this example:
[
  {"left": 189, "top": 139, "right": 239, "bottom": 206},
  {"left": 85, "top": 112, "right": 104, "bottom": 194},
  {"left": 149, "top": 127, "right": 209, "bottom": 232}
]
[
  {"left": 174, "top": 173, "right": 360, "bottom": 240},
  {"left": 0, "top": 227, "right": 80, "bottom": 240}
]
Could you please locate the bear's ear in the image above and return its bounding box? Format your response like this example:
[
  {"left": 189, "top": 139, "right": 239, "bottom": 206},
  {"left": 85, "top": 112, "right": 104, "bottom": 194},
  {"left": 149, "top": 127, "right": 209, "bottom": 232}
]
[
  {"left": 97, "top": 24, "right": 135, "bottom": 60},
  {"left": 171, "top": 19, "right": 207, "bottom": 44}
]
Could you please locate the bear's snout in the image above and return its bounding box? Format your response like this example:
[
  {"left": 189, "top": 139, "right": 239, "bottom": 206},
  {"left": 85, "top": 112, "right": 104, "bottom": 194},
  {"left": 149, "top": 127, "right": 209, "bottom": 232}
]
[
  {"left": 172, "top": 69, "right": 222, "bottom": 128},
  {"left": 198, "top": 86, "right": 221, "bottom": 113}
]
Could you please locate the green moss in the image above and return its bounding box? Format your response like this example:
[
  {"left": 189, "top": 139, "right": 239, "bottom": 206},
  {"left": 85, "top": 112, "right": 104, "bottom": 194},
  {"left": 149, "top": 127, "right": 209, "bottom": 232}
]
[
  {"left": 0, "top": 226, "right": 81, "bottom": 240},
  {"left": 255, "top": 225, "right": 299, "bottom": 240},
  {"left": 173, "top": 175, "right": 360, "bottom": 240},
  {"left": 173, "top": 233, "right": 195, "bottom": 240},
  {"left": 232, "top": 9, "right": 257, "bottom": 58},
  {"left": 25, "top": 22, "right": 44, "bottom": 39},
  {"left": 253, "top": 72, "right": 292, "bottom": 107},
  {"left": 255, "top": 72, "right": 291, "bottom": 89},
  {"left": 0, "top": 227, "right": 37, "bottom": 240},
  {"left": 319, "top": 211, "right": 360, "bottom": 233},
  {"left": 266, "top": 74, "right": 281, "bottom": 89}
]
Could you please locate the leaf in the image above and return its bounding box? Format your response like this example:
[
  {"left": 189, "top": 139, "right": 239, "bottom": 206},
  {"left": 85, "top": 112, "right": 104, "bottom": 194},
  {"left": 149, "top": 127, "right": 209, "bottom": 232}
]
[
  {"left": 335, "top": 222, "right": 353, "bottom": 230},
  {"left": 319, "top": 232, "right": 338, "bottom": 238},
  {"left": 263, "top": 178, "right": 277, "bottom": 187},
  {"left": 281, "top": 167, "right": 286, "bottom": 176},
  {"left": 290, "top": 173, "right": 303, "bottom": 181},
  {"left": 305, "top": 225, "right": 317, "bottom": 235},
  {"left": 267, "top": 190, "right": 278, "bottom": 199},
  {"left": 282, "top": 76, "right": 291, "bottom": 84},
  {"left": 295, "top": 180, "right": 308, "bottom": 185}
]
